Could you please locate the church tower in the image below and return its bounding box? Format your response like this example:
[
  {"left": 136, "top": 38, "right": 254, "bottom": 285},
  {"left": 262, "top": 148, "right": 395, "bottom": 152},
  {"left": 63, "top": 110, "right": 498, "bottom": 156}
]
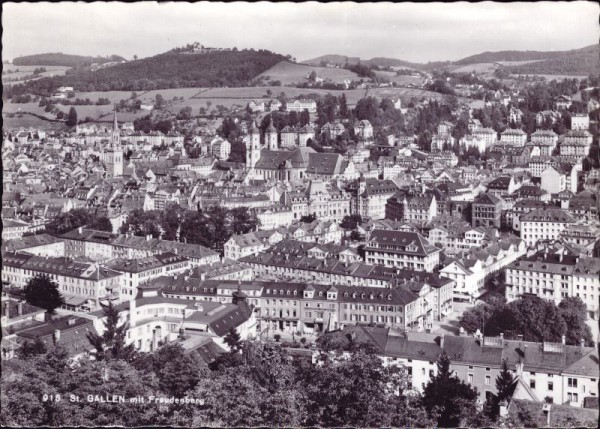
[
  {"left": 266, "top": 119, "right": 278, "bottom": 150},
  {"left": 111, "top": 106, "right": 121, "bottom": 148},
  {"left": 246, "top": 121, "right": 261, "bottom": 171},
  {"left": 107, "top": 106, "right": 123, "bottom": 177}
]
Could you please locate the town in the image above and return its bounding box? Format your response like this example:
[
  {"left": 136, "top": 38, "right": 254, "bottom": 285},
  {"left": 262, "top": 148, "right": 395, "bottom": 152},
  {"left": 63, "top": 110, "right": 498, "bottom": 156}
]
[{"left": 1, "top": 2, "right": 599, "bottom": 428}]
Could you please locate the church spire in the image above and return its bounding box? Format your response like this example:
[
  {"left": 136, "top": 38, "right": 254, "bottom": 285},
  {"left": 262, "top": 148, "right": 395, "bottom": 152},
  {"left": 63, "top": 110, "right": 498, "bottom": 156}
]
[{"left": 113, "top": 105, "right": 119, "bottom": 131}]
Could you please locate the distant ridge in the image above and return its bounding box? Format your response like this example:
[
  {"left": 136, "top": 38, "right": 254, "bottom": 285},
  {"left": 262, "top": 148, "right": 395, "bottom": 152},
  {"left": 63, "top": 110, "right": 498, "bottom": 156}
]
[
  {"left": 302, "top": 44, "right": 599, "bottom": 76},
  {"left": 13, "top": 52, "right": 126, "bottom": 67}
]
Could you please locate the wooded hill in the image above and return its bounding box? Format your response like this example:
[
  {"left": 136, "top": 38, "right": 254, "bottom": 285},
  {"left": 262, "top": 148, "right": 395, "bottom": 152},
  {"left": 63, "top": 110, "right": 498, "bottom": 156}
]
[{"left": 4, "top": 48, "right": 288, "bottom": 98}]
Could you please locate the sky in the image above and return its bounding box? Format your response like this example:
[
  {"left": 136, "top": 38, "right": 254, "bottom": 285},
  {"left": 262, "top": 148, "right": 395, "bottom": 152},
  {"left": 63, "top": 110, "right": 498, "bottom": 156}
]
[{"left": 3, "top": 2, "right": 599, "bottom": 63}]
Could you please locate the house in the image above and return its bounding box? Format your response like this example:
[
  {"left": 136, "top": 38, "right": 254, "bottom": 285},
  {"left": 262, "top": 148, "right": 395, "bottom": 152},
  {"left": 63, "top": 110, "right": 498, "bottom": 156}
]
[
  {"left": 354, "top": 120, "right": 374, "bottom": 141},
  {"left": 487, "top": 176, "right": 518, "bottom": 197},
  {"left": 541, "top": 164, "right": 579, "bottom": 194},
  {"left": 248, "top": 100, "right": 265, "bottom": 112},
  {"left": 554, "top": 95, "right": 572, "bottom": 110}
]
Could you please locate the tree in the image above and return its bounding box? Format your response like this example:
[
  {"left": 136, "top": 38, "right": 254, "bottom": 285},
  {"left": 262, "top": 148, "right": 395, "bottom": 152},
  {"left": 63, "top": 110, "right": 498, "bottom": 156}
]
[
  {"left": 154, "top": 93, "right": 165, "bottom": 109},
  {"left": 147, "top": 343, "right": 206, "bottom": 398},
  {"left": 65, "top": 107, "right": 78, "bottom": 127},
  {"left": 496, "top": 359, "right": 515, "bottom": 402},
  {"left": 558, "top": 297, "right": 593, "bottom": 346},
  {"left": 230, "top": 207, "right": 259, "bottom": 235},
  {"left": 45, "top": 208, "right": 91, "bottom": 235},
  {"left": 224, "top": 327, "right": 242, "bottom": 353},
  {"left": 299, "top": 213, "right": 317, "bottom": 223},
  {"left": 340, "top": 214, "right": 363, "bottom": 231},
  {"left": 119, "top": 209, "right": 162, "bottom": 238},
  {"left": 86, "top": 216, "right": 113, "bottom": 232},
  {"left": 18, "top": 336, "right": 48, "bottom": 359},
  {"left": 422, "top": 352, "right": 479, "bottom": 427},
  {"left": 23, "top": 275, "right": 65, "bottom": 314},
  {"left": 299, "top": 109, "right": 310, "bottom": 126},
  {"left": 86, "top": 301, "right": 136, "bottom": 362}
]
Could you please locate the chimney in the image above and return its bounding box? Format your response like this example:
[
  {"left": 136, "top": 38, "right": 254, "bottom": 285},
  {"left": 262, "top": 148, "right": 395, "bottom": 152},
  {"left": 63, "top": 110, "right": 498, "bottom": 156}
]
[
  {"left": 54, "top": 329, "right": 61, "bottom": 343},
  {"left": 580, "top": 338, "right": 585, "bottom": 351},
  {"left": 68, "top": 318, "right": 76, "bottom": 326},
  {"left": 562, "top": 335, "right": 566, "bottom": 345},
  {"left": 17, "top": 300, "right": 24, "bottom": 316},
  {"left": 78, "top": 226, "right": 83, "bottom": 234},
  {"left": 500, "top": 332, "right": 504, "bottom": 341},
  {"left": 440, "top": 335, "right": 445, "bottom": 349},
  {"left": 146, "top": 234, "right": 152, "bottom": 241}
]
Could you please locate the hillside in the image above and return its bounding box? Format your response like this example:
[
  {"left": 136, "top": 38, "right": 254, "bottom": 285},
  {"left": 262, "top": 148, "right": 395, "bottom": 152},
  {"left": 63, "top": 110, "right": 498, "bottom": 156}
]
[
  {"left": 507, "top": 44, "right": 600, "bottom": 76},
  {"left": 257, "top": 61, "right": 358, "bottom": 85},
  {"left": 4, "top": 49, "right": 287, "bottom": 97},
  {"left": 13, "top": 52, "right": 126, "bottom": 67},
  {"left": 301, "top": 55, "right": 361, "bottom": 66}
]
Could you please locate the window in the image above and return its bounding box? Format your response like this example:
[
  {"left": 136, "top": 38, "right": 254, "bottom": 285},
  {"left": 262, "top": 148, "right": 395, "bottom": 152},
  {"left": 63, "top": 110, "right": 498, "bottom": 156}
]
[
  {"left": 468, "top": 374, "right": 474, "bottom": 383},
  {"left": 568, "top": 378, "right": 578, "bottom": 388},
  {"left": 530, "top": 380, "right": 536, "bottom": 389},
  {"left": 485, "top": 375, "right": 491, "bottom": 385},
  {"left": 548, "top": 382, "right": 553, "bottom": 391}
]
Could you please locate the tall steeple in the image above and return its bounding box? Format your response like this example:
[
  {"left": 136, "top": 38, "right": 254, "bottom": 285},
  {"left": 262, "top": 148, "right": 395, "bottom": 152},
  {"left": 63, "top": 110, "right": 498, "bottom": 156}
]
[{"left": 111, "top": 105, "right": 120, "bottom": 148}]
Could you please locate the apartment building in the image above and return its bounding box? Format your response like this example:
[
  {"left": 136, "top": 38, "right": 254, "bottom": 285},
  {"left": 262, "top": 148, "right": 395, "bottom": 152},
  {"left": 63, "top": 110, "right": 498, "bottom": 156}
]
[
  {"left": 364, "top": 229, "right": 441, "bottom": 272},
  {"left": 520, "top": 208, "right": 575, "bottom": 247},
  {"left": 500, "top": 129, "right": 527, "bottom": 146},
  {"left": 505, "top": 250, "right": 600, "bottom": 319},
  {"left": 2, "top": 252, "right": 124, "bottom": 311}
]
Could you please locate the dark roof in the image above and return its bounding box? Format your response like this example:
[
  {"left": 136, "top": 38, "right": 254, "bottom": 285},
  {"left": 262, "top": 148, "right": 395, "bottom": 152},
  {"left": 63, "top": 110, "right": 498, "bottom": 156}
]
[{"left": 367, "top": 229, "right": 439, "bottom": 257}]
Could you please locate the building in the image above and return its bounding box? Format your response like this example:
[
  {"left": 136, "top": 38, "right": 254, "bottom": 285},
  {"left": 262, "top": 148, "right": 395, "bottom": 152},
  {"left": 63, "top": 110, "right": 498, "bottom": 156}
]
[
  {"left": 570, "top": 114, "right": 590, "bottom": 131},
  {"left": 473, "top": 128, "right": 497, "bottom": 146},
  {"left": 105, "top": 252, "right": 190, "bottom": 300},
  {"left": 500, "top": 129, "right": 527, "bottom": 146},
  {"left": 403, "top": 195, "right": 438, "bottom": 224},
  {"left": 2, "top": 252, "right": 124, "bottom": 311},
  {"left": 554, "top": 95, "right": 572, "bottom": 110},
  {"left": 89, "top": 286, "right": 255, "bottom": 353},
  {"left": 505, "top": 250, "right": 600, "bottom": 319},
  {"left": 541, "top": 164, "right": 579, "bottom": 194},
  {"left": 354, "top": 120, "right": 374, "bottom": 141},
  {"left": 210, "top": 137, "right": 231, "bottom": 160},
  {"left": 319, "top": 326, "right": 599, "bottom": 407},
  {"left": 487, "top": 176, "right": 518, "bottom": 198},
  {"left": 286, "top": 99, "right": 317, "bottom": 113},
  {"left": 520, "top": 209, "right": 576, "bottom": 247},
  {"left": 365, "top": 229, "right": 441, "bottom": 272},
  {"left": 472, "top": 193, "right": 503, "bottom": 228},
  {"left": 353, "top": 177, "right": 400, "bottom": 220}
]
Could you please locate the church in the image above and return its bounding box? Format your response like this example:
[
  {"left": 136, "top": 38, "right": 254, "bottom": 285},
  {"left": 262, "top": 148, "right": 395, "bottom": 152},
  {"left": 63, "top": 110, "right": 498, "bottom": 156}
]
[{"left": 245, "top": 120, "right": 351, "bottom": 183}]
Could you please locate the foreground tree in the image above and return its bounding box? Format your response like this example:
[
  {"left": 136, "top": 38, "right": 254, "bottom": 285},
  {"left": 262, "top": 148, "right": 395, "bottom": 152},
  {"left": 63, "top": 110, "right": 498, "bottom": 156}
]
[
  {"left": 86, "top": 301, "right": 136, "bottom": 362},
  {"left": 17, "top": 336, "right": 47, "bottom": 359},
  {"left": 422, "top": 352, "right": 479, "bottom": 427},
  {"left": 65, "top": 107, "right": 78, "bottom": 127},
  {"left": 23, "top": 275, "right": 65, "bottom": 314}
]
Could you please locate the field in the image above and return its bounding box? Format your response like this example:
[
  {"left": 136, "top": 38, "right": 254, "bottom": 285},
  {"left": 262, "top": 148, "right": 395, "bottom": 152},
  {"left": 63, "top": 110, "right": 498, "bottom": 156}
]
[
  {"left": 2, "top": 112, "right": 67, "bottom": 132},
  {"left": 256, "top": 61, "right": 358, "bottom": 85},
  {"left": 374, "top": 70, "right": 425, "bottom": 86},
  {"left": 2, "top": 64, "right": 70, "bottom": 85},
  {"left": 3, "top": 83, "right": 475, "bottom": 130},
  {"left": 449, "top": 63, "right": 498, "bottom": 74}
]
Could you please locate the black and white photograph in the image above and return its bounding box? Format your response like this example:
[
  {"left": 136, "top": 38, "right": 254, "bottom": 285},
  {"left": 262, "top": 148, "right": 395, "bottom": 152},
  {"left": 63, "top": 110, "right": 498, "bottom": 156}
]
[{"left": 1, "top": 1, "right": 599, "bottom": 427}]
